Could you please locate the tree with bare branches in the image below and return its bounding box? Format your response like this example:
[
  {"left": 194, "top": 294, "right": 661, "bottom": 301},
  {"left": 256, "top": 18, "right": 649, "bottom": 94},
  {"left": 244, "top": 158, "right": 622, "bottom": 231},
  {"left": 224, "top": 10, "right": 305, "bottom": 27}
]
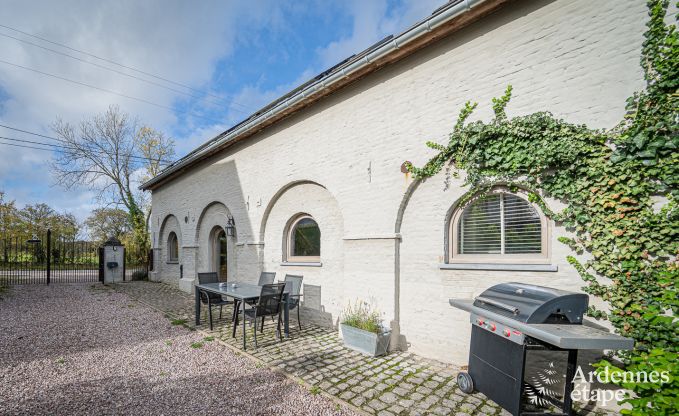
[{"left": 51, "top": 105, "right": 174, "bottom": 249}]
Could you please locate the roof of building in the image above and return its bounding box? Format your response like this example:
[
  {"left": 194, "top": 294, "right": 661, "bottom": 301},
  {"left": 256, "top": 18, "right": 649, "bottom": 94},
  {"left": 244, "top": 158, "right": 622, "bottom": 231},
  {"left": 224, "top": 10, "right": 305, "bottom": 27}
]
[{"left": 141, "top": 0, "right": 507, "bottom": 190}]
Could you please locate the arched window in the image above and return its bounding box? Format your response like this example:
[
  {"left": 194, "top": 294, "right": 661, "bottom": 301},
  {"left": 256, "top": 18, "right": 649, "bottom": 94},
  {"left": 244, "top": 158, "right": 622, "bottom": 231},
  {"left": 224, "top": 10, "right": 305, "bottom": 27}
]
[
  {"left": 450, "top": 190, "right": 547, "bottom": 262},
  {"left": 286, "top": 215, "right": 320, "bottom": 262},
  {"left": 167, "top": 231, "right": 179, "bottom": 262}
]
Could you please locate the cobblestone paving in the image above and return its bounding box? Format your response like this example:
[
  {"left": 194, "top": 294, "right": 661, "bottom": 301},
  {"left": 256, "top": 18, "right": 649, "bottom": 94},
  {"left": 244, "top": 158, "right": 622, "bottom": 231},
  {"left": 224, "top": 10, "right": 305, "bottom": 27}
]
[{"left": 111, "top": 281, "right": 506, "bottom": 416}]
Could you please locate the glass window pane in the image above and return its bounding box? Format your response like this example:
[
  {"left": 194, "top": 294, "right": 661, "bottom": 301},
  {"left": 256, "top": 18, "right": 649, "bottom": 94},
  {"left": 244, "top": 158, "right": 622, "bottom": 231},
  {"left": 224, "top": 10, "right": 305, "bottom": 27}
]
[
  {"left": 459, "top": 194, "right": 501, "bottom": 254},
  {"left": 218, "top": 230, "right": 227, "bottom": 281},
  {"left": 168, "top": 232, "right": 178, "bottom": 261},
  {"left": 292, "top": 217, "right": 320, "bottom": 257},
  {"left": 504, "top": 194, "right": 542, "bottom": 254}
]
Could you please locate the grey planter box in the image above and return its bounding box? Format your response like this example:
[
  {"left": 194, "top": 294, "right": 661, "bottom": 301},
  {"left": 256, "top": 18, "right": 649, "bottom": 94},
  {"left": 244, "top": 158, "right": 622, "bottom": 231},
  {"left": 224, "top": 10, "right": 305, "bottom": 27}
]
[{"left": 340, "top": 323, "right": 391, "bottom": 357}]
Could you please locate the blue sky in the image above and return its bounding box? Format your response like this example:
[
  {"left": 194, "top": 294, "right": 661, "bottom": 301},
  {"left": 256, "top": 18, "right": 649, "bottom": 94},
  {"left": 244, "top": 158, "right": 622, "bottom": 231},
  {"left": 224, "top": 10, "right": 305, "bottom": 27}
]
[{"left": 0, "top": 0, "right": 442, "bottom": 222}]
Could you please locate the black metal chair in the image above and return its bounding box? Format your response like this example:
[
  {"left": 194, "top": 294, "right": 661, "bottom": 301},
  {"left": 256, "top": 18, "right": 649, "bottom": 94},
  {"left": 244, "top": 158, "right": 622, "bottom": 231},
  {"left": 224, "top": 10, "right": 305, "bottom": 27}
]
[
  {"left": 284, "top": 274, "right": 304, "bottom": 330},
  {"left": 258, "top": 271, "right": 276, "bottom": 286},
  {"left": 239, "top": 271, "right": 277, "bottom": 309},
  {"left": 232, "top": 282, "right": 286, "bottom": 347},
  {"left": 197, "top": 272, "right": 234, "bottom": 331}
]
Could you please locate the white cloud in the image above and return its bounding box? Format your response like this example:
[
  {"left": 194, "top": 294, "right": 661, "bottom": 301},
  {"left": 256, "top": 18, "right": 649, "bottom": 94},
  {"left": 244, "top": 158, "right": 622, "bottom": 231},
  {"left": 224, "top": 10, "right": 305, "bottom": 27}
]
[
  {"left": 216, "top": 0, "right": 445, "bottom": 156},
  {"left": 316, "top": 0, "right": 444, "bottom": 69},
  {"left": 0, "top": 0, "right": 285, "bottom": 219},
  {"left": 0, "top": 0, "right": 446, "bottom": 222}
]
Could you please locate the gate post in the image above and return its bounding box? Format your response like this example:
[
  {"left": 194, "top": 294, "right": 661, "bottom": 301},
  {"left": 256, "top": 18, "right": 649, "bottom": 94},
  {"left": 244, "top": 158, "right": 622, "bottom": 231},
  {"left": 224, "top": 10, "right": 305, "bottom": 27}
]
[
  {"left": 46, "top": 229, "right": 51, "bottom": 285},
  {"left": 98, "top": 247, "right": 105, "bottom": 283},
  {"left": 102, "top": 237, "right": 124, "bottom": 284}
]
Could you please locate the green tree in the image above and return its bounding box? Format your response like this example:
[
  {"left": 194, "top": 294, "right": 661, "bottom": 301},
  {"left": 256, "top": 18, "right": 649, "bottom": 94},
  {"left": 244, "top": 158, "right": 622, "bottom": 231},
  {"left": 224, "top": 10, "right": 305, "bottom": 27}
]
[
  {"left": 0, "top": 191, "right": 20, "bottom": 236},
  {"left": 52, "top": 212, "right": 80, "bottom": 240},
  {"left": 51, "top": 105, "right": 174, "bottom": 249},
  {"left": 17, "top": 203, "right": 80, "bottom": 240},
  {"left": 84, "top": 207, "right": 132, "bottom": 244},
  {"left": 19, "top": 203, "right": 55, "bottom": 237}
]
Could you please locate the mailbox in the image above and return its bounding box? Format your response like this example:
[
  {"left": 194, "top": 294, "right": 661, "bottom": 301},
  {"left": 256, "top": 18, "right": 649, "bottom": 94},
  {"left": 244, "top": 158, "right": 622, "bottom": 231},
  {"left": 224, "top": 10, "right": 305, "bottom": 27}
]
[{"left": 106, "top": 261, "right": 119, "bottom": 269}]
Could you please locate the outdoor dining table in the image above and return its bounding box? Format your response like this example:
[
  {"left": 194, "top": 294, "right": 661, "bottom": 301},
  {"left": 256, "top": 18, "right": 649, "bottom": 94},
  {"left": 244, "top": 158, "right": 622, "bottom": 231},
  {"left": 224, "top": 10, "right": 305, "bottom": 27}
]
[{"left": 194, "top": 281, "right": 291, "bottom": 350}]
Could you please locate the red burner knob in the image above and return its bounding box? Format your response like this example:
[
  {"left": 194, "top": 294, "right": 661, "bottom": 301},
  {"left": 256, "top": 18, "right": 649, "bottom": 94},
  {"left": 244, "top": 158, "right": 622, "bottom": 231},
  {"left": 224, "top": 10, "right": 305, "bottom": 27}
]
[{"left": 504, "top": 329, "right": 511, "bottom": 337}]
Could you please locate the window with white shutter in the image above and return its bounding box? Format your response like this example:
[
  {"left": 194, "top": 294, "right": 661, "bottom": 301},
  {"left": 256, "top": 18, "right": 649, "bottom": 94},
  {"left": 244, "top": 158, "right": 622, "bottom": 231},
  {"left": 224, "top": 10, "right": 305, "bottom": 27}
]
[{"left": 450, "top": 191, "right": 547, "bottom": 262}]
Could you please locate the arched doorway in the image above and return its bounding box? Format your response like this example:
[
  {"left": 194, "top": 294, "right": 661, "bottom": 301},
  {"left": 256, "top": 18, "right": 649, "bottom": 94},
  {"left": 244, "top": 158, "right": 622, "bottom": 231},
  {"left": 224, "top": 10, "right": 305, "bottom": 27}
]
[{"left": 212, "top": 227, "right": 228, "bottom": 282}]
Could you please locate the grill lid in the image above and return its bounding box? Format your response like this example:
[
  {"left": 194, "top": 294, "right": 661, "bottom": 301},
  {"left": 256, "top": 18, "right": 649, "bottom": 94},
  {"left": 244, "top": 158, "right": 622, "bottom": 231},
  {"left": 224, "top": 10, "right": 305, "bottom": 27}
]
[{"left": 473, "top": 282, "right": 588, "bottom": 324}]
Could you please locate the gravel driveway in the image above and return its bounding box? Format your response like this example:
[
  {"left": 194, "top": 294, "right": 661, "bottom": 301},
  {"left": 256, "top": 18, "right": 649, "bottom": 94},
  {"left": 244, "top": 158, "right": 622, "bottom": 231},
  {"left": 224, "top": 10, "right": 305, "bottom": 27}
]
[{"left": 0, "top": 284, "right": 355, "bottom": 416}]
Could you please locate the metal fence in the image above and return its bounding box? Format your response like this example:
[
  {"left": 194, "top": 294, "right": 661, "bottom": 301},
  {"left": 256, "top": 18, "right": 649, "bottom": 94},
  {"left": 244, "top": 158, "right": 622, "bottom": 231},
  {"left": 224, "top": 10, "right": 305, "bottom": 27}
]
[
  {"left": 1, "top": 230, "right": 99, "bottom": 284},
  {"left": 1, "top": 229, "right": 150, "bottom": 285},
  {"left": 123, "top": 246, "right": 150, "bottom": 281}
]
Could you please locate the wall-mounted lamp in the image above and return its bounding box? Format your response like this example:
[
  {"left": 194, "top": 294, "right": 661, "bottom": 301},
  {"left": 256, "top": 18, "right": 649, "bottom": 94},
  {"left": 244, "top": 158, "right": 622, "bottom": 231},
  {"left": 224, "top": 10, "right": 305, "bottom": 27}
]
[
  {"left": 225, "top": 216, "right": 236, "bottom": 237},
  {"left": 26, "top": 235, "right": 41, "bottom": 244}
]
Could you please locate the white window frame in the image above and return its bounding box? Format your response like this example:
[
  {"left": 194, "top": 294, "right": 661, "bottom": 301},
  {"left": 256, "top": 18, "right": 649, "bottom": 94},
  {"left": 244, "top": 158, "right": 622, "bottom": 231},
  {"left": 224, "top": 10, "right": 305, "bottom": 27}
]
[
  {"left": 448, "top": 187, "right": 550, "bottom": 264},
  {"left": 167, "top": 231, "right": 179, "bottom": 263},
  {"left": 284, "top": 214, "right": 321, "bottom": 263}
]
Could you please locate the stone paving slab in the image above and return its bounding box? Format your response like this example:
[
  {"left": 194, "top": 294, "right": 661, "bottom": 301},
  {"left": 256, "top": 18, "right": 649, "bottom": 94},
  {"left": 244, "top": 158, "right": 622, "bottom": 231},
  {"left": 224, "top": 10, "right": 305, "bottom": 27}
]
[
  {"left": 111, "top": 281, "right": 505, "bottom": 416},
  {"left": 112, "top": 281, "right": 613, "bottom": 416}
]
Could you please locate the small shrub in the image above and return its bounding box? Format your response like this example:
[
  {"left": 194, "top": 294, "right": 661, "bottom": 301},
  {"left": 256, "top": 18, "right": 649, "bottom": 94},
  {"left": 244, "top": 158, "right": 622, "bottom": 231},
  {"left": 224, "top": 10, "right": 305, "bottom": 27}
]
[
  {"left": 203, "top": 336, "right": 215, "bottom": 342},
  {"left": 341, "top": 300, "right": 384, "bottom": 334},
  {"left": 170, "top": 319, "right": 187, "bottom": 326},
  {"left": 190, "top": 342, "right": 204, "bottom": 349},
  {"left": 164, "top": 340, "right": 173, "bottom": 346},
  {"left": 131, "top": 270, "right": 148, "bottom": 281},
  {"left": 309, "top": 385, "right": 321, "bottom": 395}
]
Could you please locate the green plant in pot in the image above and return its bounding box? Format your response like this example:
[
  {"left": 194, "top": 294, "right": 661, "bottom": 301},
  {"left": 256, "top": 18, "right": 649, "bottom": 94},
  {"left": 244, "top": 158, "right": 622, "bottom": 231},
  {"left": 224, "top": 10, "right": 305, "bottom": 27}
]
[{"left": 340, "top": 300, "right": 391, "bottom": 357}]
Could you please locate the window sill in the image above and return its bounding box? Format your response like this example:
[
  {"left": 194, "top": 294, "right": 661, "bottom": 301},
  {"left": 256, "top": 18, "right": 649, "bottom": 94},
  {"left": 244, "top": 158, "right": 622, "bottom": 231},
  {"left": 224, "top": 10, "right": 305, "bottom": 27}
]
[
  {"left": 166, "top": 260, "right": 179, "bottom": 264},
  {"left": 440, "top": 263, "right": 558, "bottom": 272},
  {"left": 280, "top": 262, "right": 322, "bottom": 267}
]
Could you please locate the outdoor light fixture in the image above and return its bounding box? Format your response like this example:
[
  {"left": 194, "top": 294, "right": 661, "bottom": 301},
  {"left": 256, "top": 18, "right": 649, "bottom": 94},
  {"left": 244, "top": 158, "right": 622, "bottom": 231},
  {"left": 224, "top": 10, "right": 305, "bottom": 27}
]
[
  {"left": 26, "top": 235, "right": 41, "bottom": 244},
  {"left": 225, "top": 216, "right": 236, "bottom": 237}
]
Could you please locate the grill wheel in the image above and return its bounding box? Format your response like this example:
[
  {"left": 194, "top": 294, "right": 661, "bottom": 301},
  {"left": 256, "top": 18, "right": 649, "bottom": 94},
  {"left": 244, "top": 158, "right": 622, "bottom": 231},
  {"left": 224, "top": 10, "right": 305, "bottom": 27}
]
[{"left": 457, "top": 371, "right": 475, "bottom": 394}]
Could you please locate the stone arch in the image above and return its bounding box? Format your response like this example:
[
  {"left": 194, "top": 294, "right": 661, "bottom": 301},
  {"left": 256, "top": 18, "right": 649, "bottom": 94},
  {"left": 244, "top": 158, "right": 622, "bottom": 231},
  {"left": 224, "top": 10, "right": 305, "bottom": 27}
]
[
  {"left": 260, "top": 180, "right": 344, "bottom": 326},
  {"left": 259, "top": 180, "right": 330, "bottom": 243},
  {"left": 159, "top": 214, "right": 182, "bottom": 263},
  {"left": 443, "top": 183, "right": 550, "bottom": 263},
  {"left": 390, "top": 178, "right": 421, "bottom": 342},
  {"left": 194, "top": 201, "right": 236, "bottom": 276},
  {"left": 195, "top": 201, "right": 233, "bottom": 241}
]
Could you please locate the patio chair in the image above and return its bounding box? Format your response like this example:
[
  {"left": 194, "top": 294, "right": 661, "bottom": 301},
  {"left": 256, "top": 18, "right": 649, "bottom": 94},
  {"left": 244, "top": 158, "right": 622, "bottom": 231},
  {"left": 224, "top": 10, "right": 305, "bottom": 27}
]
[
  {"left": 232, "top": 282, "right": 286, "bottom": 347},
  {"left": 258, "top": 271, "right": 276, "bottom": 286},
  {"left": 197, "top": 272, "right": 234, "bottom": 331},
  {"left": 236, "top": 271, "right": 277, "bottom": 312},
  {"left": 284, "top": 274, "right": 304, "bottom": 330}
]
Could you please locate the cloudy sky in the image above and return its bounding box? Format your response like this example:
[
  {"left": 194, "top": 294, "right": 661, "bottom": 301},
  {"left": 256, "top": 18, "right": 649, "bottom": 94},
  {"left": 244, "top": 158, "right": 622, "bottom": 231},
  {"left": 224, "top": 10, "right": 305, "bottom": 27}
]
[{"left": 0, "top": 0, "right": 443, "bottom": 222}]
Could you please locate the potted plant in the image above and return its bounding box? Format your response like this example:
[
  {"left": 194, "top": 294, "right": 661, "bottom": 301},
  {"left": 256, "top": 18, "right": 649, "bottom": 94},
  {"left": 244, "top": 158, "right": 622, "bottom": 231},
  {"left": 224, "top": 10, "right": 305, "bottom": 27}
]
[{"left": 340, "top": 300, "right": 391, "bottom": 357}]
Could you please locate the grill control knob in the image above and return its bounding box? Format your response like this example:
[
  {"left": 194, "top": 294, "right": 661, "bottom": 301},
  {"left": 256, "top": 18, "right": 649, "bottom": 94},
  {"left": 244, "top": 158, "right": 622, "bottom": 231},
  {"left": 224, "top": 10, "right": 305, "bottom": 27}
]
[
  {"left": 477, "top": 318, "right": 484, "bottom": 326},
  {"left": 489, "top": 324, "right": 496, "bottom": 331},
  {"left": 504, "top": 329, "right": 511, "bottom": 337}
]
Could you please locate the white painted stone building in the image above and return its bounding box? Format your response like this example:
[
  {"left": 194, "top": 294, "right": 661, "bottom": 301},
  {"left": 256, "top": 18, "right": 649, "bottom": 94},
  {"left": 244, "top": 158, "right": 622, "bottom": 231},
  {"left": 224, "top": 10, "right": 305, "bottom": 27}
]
[{"left": 142, "top": 0, "right": 647, "bottom": 363}]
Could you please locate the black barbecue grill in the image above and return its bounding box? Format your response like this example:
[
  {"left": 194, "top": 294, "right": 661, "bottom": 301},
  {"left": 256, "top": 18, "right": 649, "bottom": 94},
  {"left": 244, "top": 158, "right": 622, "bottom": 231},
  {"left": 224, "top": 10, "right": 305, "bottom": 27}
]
[{"left": 450, "top": 282, "right": 634, "bottom": 416}]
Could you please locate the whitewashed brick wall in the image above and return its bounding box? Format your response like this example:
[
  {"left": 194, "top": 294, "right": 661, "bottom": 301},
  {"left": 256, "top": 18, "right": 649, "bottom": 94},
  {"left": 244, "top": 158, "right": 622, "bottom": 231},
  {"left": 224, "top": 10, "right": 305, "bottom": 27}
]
[{"left": 149, "top": 0, "right": 647, "bottom": 363}]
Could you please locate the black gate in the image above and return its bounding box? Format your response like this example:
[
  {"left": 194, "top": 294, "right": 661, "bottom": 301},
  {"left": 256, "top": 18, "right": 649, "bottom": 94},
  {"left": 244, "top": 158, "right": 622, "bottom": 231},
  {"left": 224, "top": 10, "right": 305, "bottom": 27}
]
[
  {"left": 0, "top": 229, "right": 101, "bottom": 285},
  {"left": 98, "top": 246, "right": 105, "bottom": 283},
  {"left": 123, "top": 246, "right": 150, "bottom": 281}
]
